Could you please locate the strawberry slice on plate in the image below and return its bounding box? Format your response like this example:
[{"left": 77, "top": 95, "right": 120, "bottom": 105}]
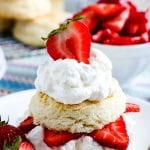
[
  {"left": 45, "top": 18, "right": 91, "bottom": 64},
  {"left": 102, "top": 8, "right": 130, "bottom": 32},
  {"left": 125, "top": 103, "right": 140, "bottom": 113},
  {"left": 90, "top": 116, "right": 129, "bottom": 149},
  {"left": 44, "top": 129, "right": 82, "bottom": 147},
  {"left": 19, "top": 141, "right": 35, "bottom": 150},
  {"left": 18, "top": 116, "right": 36, "bottom": 134}
]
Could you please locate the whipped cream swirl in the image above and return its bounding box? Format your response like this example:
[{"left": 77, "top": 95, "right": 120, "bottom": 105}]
[{"left": 35, "top": 48, "right": 113, "bottom": 104}]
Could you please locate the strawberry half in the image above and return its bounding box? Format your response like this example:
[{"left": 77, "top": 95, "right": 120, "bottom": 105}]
[
  {"left": 19, "top": 141, "right": 35, "bottom": 150},
  {"left": 125, "top": 103, "right": 140, "bottom": 113},
  {"left": 102, "top": 8, "right": 130, "bottom": 32},
  {"left": 45, "top": 18, "right": 91, "bottom": 64},
  {"left": 18, "top": 116, "right": 36, "bottom": 134},
  {"left": 44, "top": 129, "right": 82, "bottom": 147},
  {"left": 90, "top": 116, "right": 129, "bottom": 149}
]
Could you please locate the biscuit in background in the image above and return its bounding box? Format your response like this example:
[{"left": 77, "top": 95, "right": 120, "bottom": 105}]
[
  {"left": 0, "top": 19, "right": 13, "bottom": 33},
  {"left": 13, "top": 16, "right": 58, "bottom": 47},
  {"left": 50, "top": 0, "right": 65, "bottom": 12},
  {"left": 0, "top": 0, "right": 51, "bottom": 20},
  {"left": 13, "top": 11, "right": 71, "bottom": 47}
]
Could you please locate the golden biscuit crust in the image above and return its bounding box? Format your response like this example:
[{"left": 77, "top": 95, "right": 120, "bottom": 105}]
[{"left": 29, "top": 79, "right": 126, "bottom": 133}]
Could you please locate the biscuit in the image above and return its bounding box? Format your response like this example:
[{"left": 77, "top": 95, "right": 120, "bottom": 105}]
[
  {"left": 29, "top": 79, "right": 126, "bottom": 133},
  {"left": 0, "top": 0, "right": 51, "bottom": 20},
  {"left": 13, "top": 12, "right": 70, "bottom": 47},
  {"left": 50, "top": 0, "right": 65, "bottom": 12},
  {"left": 0, "top": 19, "right": 13, "bottom": 33}
]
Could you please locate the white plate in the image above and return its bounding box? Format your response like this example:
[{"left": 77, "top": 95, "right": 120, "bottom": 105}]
[{"left": 0, "top": 90, "right": 150, "bottom": 150}]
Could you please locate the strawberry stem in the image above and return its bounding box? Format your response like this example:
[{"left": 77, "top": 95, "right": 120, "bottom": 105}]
[
  {"left": 41, "top": 16, "right": 84, "bottom": 41},
  {"left": 0, "top": 116, "right": 9, "bottom": 126},
  {"left": 3, "top": 136, "right": 22, "bottom": 150}
]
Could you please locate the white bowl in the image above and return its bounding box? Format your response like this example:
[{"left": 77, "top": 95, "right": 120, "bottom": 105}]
[
  {"left": 92, "top": 43, "right": 150, "bottom": 86},
  {"left": 0, "top": 46, "right": 7, "bottom": 79}
]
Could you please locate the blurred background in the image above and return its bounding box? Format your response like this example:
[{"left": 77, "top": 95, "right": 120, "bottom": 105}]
[{"left": 0, "top": 0, "right": 150, "bottom": 102}]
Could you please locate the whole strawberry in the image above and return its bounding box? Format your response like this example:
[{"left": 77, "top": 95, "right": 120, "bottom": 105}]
[{"left": 0, "top": 117, "right": 25, "bottom": 149}]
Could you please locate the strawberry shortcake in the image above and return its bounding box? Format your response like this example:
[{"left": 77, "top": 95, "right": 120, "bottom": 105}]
[{"left": 18, "top": 17, "right": 140, "bottom": 150}]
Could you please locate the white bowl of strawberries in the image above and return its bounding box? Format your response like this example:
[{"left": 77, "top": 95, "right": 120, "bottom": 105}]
[{"left": 73, "top": 0, "right": 150, "bottom": 85}]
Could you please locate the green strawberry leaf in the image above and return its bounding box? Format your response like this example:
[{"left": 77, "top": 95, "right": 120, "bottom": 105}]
[
  {"left": 0, "top": 116, "right": 9, "bottom": 126},
  {"left": 3, "top": 136, "right": 22, "bottom": 150},
  {"left": 41, "top": 16, "right": 84, "bottom": 41}
]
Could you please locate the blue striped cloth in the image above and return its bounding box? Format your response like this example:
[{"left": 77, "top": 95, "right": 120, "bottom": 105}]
[
  {"left": 0, "top": 35, "right": 150, "bottom": 102},
  {"left": 0, "top": 35, "right": 47, "bottom": 96}
]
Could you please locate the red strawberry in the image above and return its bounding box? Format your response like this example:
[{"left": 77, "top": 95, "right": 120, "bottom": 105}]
[
  {"left": 0, "top": 124, "right": 25, "bottom": 149},
  {"left": 124, "top": 11, "right": 148, "bottom": 36},
  {"left": 87, "top": 4, "right": 126, "bottom": 20},
  {"left": 90, "top": 117, "right": 129, "bottom": 149},
  {"left": 103, "top": 33, "right": 149, "bottom": 45},
  {"left": 97, "top": 0, "right": 121, "bottom": 3},
  {"left": 92, "top": 29, "right": 119, "bottom": 43},
  {"left": 74, "top": 8, "right": 99, "bottom": 32},
  {"left": 18, "top": 116, "right": 36, "bottom": 134},
  {"left": 102, "top": 8, "right": 130, "bottom": 32},
  {"left": 19, "top": 141, "right": 35, "bottom": 150},
  {"left": 146, "top": 7, "right": 150, "bottom": 31},
  {"left": 125, "top": 103, "right": 140, "bottom": 113},
  {"left": 46, "top": 19, "right": 91, "bottom": 64},
  {"left": 44, "top": 129, "right": 82, "bottom": 147}
]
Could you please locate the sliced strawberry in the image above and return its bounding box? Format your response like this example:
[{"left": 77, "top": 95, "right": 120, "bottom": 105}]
[
  {"left": 97, "top": 0, "right": 121, "bottom": 4},
  {"left": 103, "top": 33, "right": 149, "bottom": 45},
  {"left": 19, "top": 141, "right": 35, "bottom": 150},
  {"left": 92, "top": 29, "right": 119, "bottom": 43},
  {"left": 18, "top": 116, "right": 36, "bottom": 134},
  {"left": 124, "top": 11, "right": 148, "bottom": 36},
  {"left": 146, "top": 7, "right": 150, "bottom": 31},
  {"left": 44, "top": 129, "right": 82, "bottom": 147},
  {"left": 46, "top": 20, "right": 91, "bottom": 64},
  {"left": 102, "top": 8, "right": 130, "bottom": 32},
  {"left": 125, "top": 103, "right": 140, "bottom": 113},
  {"left": 74, "top": 8, "right": 99, "bottom": 32},
  {"left": 87, "top": 4, "right": 126, "bottom": 21},
  {"left": 90, "top": 117, "right": 129, "bottom": 149}
]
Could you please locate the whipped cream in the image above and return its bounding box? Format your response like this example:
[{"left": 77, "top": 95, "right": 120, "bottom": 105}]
[
  {"left": 35, "top": 48, "right": 113, "bottom": 104},
  {"left": 27, "top": 115, "right": 134, "bottom": 150}
]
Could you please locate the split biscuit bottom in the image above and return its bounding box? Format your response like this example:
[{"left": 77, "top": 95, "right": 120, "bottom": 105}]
[{"left": 29, "top": 79, "right": 126, "bottom": 133}]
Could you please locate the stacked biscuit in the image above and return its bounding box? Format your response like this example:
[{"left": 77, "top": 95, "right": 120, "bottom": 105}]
[
  {"left": 0, "top": 0, "right": 70, "bottom": 47},
  {"left": 29, "top": 79, "right": 126, "bottom": 133}
]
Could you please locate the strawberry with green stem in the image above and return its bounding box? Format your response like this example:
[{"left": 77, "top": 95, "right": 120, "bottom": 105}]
[
  {"left": 0, "top": 117, "right": 34, "bottom": 150},
  {"left": 43, "top": 16, "right": 91, "bottom": 64}
]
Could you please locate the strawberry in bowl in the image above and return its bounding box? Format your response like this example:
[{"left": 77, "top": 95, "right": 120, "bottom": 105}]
[
  {"left": 73, "top": 0, "right": 150, "bottom": 45},
  {"left": 73, "top": 0, "right": 150, "bottom": 92}
]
